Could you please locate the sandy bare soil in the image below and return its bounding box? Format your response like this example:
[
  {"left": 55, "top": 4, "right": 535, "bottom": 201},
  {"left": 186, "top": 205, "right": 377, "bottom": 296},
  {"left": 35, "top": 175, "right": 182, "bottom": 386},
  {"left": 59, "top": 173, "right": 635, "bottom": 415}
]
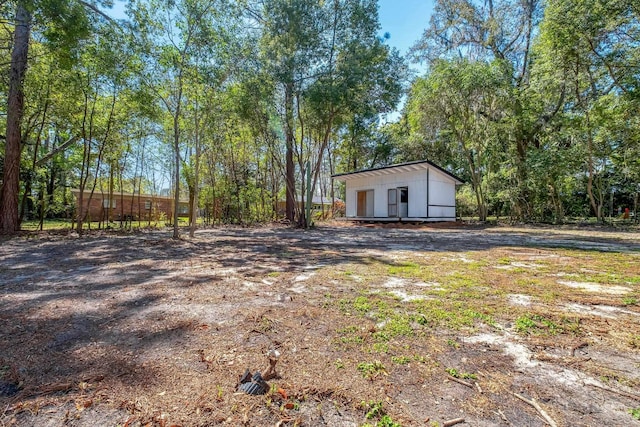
[{"left": 1, "top": 222, "right": 639, "bottom": 427}]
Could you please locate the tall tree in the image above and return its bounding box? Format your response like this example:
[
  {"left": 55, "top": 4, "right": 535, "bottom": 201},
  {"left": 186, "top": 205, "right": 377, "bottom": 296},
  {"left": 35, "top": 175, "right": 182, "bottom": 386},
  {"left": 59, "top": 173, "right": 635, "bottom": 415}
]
[
  {"left": 0, "top": 0, "right": 110, "bottom": 233},
  {"left": 411, "top": 0, "right": 560, "bottom": 219}
]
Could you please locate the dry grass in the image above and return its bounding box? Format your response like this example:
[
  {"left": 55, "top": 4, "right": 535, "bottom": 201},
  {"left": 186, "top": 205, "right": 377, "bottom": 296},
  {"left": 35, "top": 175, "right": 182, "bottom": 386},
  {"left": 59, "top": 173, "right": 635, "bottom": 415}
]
[{"left": 1, "top": 223, "right": 639, "bottom": 426}]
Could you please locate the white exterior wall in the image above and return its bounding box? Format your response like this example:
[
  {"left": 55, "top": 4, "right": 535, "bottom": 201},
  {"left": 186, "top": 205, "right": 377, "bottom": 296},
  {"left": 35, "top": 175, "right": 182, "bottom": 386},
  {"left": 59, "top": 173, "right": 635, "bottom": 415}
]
[
  {"left": 343, "top": 166, "right": 457, "bottom": 220},
  {"left": 427, "top": 168, "right": 456, "bottom": 219}
]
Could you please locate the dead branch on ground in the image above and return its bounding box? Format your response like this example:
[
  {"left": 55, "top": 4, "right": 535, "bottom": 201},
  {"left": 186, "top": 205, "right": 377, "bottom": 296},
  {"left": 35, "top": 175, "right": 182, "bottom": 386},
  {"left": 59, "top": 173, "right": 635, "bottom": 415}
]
[{"left": 512, "top": 392, "right": 558, "bottom": 427}]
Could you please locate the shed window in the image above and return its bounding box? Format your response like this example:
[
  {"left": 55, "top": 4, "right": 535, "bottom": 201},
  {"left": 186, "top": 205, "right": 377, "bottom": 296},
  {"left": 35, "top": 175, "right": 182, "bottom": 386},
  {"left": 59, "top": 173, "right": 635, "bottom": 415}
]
[
  {"left": 103, "top": 199, "right": 115, "bottom": 208},
  {"left": 388, "top": 189, "right": 397, "bottom": 217},
  {"left": 145, "top": 200, "right": 152, "bottom": 210}
]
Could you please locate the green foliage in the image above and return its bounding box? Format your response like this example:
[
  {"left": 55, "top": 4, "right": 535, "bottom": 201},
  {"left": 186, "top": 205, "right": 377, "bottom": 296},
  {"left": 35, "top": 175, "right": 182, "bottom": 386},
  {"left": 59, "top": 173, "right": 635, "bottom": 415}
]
[
  {"left": 515, "top": 314, "right": 560, "bottom": 335},
  {"left": 629, "top": 407, "right": 640, "bottom": 420},
  {"left": 5, "top": 0, "right": 640, "bottom": 231},
  {"left": 360, "top": 401, "right": 402, "bottom": 426},
  {"left": 446, "top": 367, "right": 477, "bottom": 380},
  {"left": 362, "top": 400, "right": 385, "bottom": 419},
  {"left": 357, "top": 361, "right": 387, "bottom": 379},
  {"left": 391, "top": 356, "right": 410, "bottom": 365},
  {"left": 353, "top": 296, "right": 372, "bottom": 314}
]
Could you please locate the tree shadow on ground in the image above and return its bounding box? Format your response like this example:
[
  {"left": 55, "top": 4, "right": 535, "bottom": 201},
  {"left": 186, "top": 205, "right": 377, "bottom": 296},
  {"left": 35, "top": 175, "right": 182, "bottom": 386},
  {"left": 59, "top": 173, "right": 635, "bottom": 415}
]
[{"left": 0, "top": 224, "right": 638, "bottom": 425}]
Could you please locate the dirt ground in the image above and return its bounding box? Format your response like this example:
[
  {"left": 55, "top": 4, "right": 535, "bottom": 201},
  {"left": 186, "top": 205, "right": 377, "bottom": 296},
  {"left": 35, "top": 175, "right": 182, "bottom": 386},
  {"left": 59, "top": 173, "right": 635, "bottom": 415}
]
[{"left": 1, "top": 222, "right": 639, "bottom": 427}]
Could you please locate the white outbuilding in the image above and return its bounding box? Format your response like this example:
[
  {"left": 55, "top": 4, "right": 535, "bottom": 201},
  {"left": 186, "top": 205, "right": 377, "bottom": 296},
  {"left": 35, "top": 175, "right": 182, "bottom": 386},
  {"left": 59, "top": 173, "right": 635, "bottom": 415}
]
[{"left": 332, "top": 160, "right": 464, "bottom": 222}]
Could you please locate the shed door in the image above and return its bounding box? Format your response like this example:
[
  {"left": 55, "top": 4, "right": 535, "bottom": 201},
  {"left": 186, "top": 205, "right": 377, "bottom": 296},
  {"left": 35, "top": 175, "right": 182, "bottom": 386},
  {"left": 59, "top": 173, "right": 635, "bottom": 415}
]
[
  {"left": 399, "top": 187, "right": 408, "bottom": 217},
  {"left": 357, "top": 190, "right": 374, "bottom": 217},
  {"left": 388, "top": 189, "right": 397, "bottom": 217}
]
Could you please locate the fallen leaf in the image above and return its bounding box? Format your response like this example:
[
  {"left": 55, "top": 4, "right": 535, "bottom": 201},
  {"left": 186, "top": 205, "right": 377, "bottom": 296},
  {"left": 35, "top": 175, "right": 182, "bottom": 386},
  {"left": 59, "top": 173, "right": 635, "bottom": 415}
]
[{"left": 277, "top": 388, "right": 287, "bottom": 400}]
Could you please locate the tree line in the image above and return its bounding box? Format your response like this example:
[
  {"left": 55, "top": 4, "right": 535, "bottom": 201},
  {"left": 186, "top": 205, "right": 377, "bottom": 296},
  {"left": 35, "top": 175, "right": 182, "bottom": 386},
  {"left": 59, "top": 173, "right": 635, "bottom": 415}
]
[
  {"left": 402, "top": 0, "right": 639, "bottom": 222},
  {"left": 0, "top": 0, "right": 638, "bottom": 236}
]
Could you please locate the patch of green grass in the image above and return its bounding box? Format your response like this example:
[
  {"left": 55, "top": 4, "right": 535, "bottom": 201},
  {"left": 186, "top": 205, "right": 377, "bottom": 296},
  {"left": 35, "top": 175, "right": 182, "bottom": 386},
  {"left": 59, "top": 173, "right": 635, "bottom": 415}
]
[
  {"left": 357, "top": 361, "right": 387, "bottom": 379},
  {"left": 629, "top": 406, "right": 640, "bottom": 420},
  {"left": 377, "top": 415, "right": 402, "bottom": 427},
  {"left": 623, "top": 297, "right": 637, "bottom": 306},
  {"left": 336, "top": 325, "right": 364, "bottom": 346},
  {"left": 360, "top": 401, "right": 402, "bottom": 427},
  {"left": 415, "top": 300, "right": 494, "bottom": 330},
  {"left": 340, "top": 335, "right": 364, "bottom": 344},
  {"left": 385, "top": 316, "right": 414, "bottom": 337},
  {"left": 353, "top": 296, "right": 372, "bottom": 314},
  {"left": 391, "top": 356, "right": 410, "bottom": 365},
  {"left": 515, "top": 314, "right": 560, "bottom": 335},
  {"left": 446, "top": 367, "right": 477, "bottom": 380},
  {"left": 371, "top": 342, "right": 389, "bottom": 353},
  {"left": 446, "top": 339, "right": 460, "bottom": 349},
  {"left": 362, "top": 400, "right": 385, "bottom": 419},
  {"left": 388, "top": 261, "right": 420, "bottom": 276}
]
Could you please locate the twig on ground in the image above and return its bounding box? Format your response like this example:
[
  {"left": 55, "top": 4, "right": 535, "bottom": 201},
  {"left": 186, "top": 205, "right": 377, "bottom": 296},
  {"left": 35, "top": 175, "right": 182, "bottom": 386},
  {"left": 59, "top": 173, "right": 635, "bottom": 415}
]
[
  {"left": 496, "top": 409, "right": 509, "bottom": 424},
  {"left": 443, "top": 417, "right": 465, "bottom": 427},
  {"left": 475, "top": 381, "right": 482, "bottom": 393},
  {"left": 571, "top": 342, "right": 588, "bottom": 357},
  {"left": 448, "top": 376, "right": 473, "bottom": 388},
  {"left": 586, "top": 382, "right": 640, "bottom": 401},
  {"left": 512, "top": 392, "right": 558, "bottom": 427}
]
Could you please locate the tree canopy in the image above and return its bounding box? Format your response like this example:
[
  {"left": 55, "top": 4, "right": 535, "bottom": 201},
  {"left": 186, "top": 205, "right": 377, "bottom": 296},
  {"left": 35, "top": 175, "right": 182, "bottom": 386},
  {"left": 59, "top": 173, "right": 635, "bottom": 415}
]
[{"left": 0, "top": 0, "right": 637, "bottom": 233}]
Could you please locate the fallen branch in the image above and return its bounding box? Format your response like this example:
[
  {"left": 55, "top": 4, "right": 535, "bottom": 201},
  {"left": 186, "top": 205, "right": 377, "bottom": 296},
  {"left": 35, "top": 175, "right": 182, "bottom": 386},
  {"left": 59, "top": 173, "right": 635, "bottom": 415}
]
[
  {"left": 475, "top": 382, "right": 483, "bottom": 393},
  {"left": 443, "top": 417, "right": 465, "bottom": 427},
  {"left": 586, "top": 382, "right": 640, "bottom": 401},
  {"left": 512, "top": 392, "right": 557, "bottom": 427},
  {"left": 448, "top": 376, "right": 473, "bottom": 388}
]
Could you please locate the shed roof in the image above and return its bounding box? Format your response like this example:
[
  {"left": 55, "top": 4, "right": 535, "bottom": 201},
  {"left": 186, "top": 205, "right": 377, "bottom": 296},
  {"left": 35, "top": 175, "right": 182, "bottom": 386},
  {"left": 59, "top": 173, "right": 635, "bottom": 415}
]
[{"left": 331, "top": 160, "right": 464, "bottom": 184}]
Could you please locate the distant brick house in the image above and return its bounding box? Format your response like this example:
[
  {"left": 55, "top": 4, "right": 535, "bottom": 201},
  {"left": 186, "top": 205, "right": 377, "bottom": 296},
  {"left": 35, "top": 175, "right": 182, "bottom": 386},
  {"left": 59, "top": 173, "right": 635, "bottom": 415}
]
[{"left": 71, "top": 189, "right": 189, "bottom": 223}]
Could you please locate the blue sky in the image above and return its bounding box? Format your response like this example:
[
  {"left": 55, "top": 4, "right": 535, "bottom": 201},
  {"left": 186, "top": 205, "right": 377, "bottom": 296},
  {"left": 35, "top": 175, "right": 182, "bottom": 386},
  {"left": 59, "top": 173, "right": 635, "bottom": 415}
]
[{"left": 378, "top": 0, "right": 434, "bottom": 58}]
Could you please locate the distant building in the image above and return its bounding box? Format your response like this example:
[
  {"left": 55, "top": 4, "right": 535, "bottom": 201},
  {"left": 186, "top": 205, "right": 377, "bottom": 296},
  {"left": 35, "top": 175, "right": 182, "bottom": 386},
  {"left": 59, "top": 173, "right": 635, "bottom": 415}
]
[
  {"left": 332, "top": 160, "right": 463, "bottom": 222},
  {"left": 70, "top": 189, "right": 189, "bottom": 222}
]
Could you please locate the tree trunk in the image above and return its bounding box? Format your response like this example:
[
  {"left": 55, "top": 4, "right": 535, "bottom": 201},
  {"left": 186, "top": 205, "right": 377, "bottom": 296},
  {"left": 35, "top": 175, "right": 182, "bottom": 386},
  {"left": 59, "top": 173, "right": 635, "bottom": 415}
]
[
  {"left": 584, "top": 110, "right": 601, "bottom": 221},
  {"left": 284, "top": 82, "right": 295, "bottom": 222},
  {"left": 190, "top": 94, "right": 200, "bottom": 238},
  {"left": 0, "top": 2, "right": 31, "bottom": 233}
]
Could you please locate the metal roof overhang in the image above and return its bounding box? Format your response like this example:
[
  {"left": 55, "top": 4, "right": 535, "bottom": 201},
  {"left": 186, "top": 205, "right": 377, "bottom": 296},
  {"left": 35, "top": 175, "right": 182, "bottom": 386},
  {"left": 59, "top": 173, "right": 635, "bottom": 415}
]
[{"left": 332, "top": 160, "right": 463, "bottom": 184}]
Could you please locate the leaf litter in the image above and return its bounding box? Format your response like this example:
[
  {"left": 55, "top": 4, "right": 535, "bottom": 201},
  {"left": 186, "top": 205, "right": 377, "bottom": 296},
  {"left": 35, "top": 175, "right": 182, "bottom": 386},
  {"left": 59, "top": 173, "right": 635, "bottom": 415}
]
[{"left": 0, "top": 222, "right": 639, "bottom": 426}]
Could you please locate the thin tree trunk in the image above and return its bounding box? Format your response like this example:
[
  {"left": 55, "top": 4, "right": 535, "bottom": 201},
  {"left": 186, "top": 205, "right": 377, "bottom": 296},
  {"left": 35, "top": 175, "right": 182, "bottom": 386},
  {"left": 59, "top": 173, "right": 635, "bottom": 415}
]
[
  {"left": 190, "top": 92, "right": 200, "bottom": 238},
  {"left": 584, "top": 110, "right": 601, "bottom": 221},
  {"left": 285, "top": 81, "right": 295, "bottom": 222}
]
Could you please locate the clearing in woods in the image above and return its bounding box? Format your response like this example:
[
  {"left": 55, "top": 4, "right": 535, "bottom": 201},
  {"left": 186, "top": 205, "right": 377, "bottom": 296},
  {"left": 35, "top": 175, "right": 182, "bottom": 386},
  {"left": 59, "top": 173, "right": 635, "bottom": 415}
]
[{"left": 1, "top": 222, "right": 639, "bottom": 426}]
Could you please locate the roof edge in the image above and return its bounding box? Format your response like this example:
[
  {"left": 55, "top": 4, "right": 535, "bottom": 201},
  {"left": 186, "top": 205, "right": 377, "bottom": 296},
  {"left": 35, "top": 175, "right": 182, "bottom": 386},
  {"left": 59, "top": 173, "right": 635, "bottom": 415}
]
[{"left": 331, "top": 160, "right": 465, "bottom": 184}]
